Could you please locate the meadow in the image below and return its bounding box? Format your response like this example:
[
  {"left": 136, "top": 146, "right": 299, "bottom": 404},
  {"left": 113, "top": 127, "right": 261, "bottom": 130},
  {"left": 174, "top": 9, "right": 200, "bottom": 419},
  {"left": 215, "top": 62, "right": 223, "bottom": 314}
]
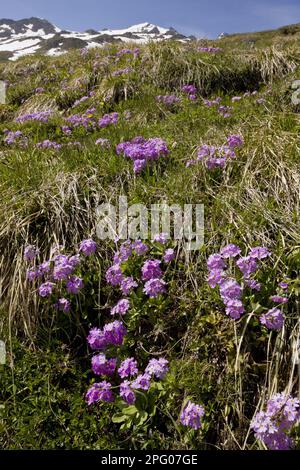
[{"left": 0, "top": 26, "right": 300, "bottom": 450}]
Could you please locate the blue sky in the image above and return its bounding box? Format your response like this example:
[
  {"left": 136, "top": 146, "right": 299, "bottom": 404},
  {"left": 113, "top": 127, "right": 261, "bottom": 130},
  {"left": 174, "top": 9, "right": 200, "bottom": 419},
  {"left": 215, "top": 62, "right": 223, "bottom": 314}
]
[{"left": 1, "top": 0, "right": 300, "bottom": 38}]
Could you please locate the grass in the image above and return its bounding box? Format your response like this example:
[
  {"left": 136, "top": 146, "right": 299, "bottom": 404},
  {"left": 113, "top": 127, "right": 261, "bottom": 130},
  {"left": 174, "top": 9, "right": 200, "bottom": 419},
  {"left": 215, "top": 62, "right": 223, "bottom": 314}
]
[{"left": 0, "top": 30, "right": 300, "bottom": 449}]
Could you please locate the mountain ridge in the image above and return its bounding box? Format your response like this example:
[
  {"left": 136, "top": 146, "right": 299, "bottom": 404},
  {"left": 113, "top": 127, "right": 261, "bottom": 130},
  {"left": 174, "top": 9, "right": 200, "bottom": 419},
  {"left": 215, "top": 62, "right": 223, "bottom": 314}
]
[{"left": 0, "top": 17, "right": 194, "bottom": 61}]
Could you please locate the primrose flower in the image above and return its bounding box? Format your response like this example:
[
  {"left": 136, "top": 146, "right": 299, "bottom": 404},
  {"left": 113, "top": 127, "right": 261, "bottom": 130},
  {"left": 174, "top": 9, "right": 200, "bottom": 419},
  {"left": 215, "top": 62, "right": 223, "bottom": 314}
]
[
  {"left": 145, "top": 358, "right": 169, "bottom": 379},
  {"left": 120, "top": 381, "right": 136, "bottom": 404},
  {"left": 180, "top": 400, "right": 205, "bottom": 430},
  {"left": 260, "top": 308, "right": 284, "bottom": 330},
  {"left": 131, "top": 373, "right": 151, "bottom": 390},
  {"left": 66, "top": 276, "right": 84, "bottom": 294},
  {"left": 87, "top": 327, "right": 108, "bottom": 350},
  {"left": 91, "top": 353, "right": 117, "bottom": 376},
  {"left": 24, "top": 245, "right": 39, "bottom": 262},
  {"left": 110, "top": 299, "right": 130, "bottom": 316},
  {"left": 86, "top": 381, "right": 114, "bottom": 404},
  {"left": 38, "top": 281, "right": 55, "bottom": 297},
  {"left": 118, "top": 358, "right": 139, "bottom": 378},
  {"left": 79, "top": 239, "right": 97, "bottom": 256},
  {"left": 143, "top": 278, "right": 166, "bottom": 298},
  {"left": 141, "top": 259, "right": 162, "bottom": 281}
]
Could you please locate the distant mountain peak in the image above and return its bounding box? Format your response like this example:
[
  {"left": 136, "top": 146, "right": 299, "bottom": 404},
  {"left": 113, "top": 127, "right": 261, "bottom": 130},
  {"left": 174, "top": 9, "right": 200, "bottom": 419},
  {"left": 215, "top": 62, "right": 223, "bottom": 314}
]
[{"left": 0, "top": 17, "right": 190, "bottom": 61}]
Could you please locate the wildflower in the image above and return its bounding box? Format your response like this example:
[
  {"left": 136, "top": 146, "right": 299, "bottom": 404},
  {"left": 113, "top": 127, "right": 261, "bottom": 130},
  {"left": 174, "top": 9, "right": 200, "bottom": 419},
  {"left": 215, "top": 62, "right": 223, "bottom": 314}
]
[
  {"left": 131, "top": 373, "right": 151, "bottom": 390},
  {"left": 224, "top": 298, "right": 245, "bottom": 320},
  {"left": 219, "top": 278, "right": 242, "bottom": 300},
  {"left": 55, "top": 298, "right": 70, "bottom": 313},
  {"left": 220, "top": 244, "right": 241, "bottom": 258},
  {"left": 270, "top": 295, "right": 288, "bottom": 304},
  {"left": 145, "top": 358, "right": 169, "bottom": 379},
  {"left": 38, "top": 281, "right": 55, "bottom": 297},
  {"left": 132, "top": 240, "right": 148, "bottom": 255},
  {"left": 95, "top": 138, "right": 111, "bottom": 148},
  {"left": 143, "top": 278, "right": 166, "bottom": 298},
  {"left": 86, "top": 381, "right": 114, "bottom": 404},
  {"left": 181, "top": 84, "right": 197, "bottom": 95},
  {"left": 260, "top": 308, "right": 284, "bottom": 330},
  {"left": 141, "top": 259, "right": 162, "bottom": 280},
  {"left": 207, "top": 269, "right": 225, "bottom": 288},
  {"left": 207, "top": 254, "right": 226, "bottom": 271},
  {"left": 87, "top": 328, "right": 108, "bottom": 350},
  {"left": 103, "top": 320, "right": 127, "bottom": 346},
  {"left": 106, "top": 264, "right": 124, "bottom": 286},
  {"left": 227, "top": 134, "right": 243, "bottom": 148},
  {"left": 120, "top": 381, "right": 136, "bottom": 404},
  {"left": 66, "top": 276, "right": 83, "bottom": 294},
  {"left": 251, "top": 393, "right": 300, "bottom": 450},
  {"left": 156, "top": 95, "right": 181, "bottom": 105},
  {"left": 118, "top": 358, "right": 139, "bottom": 378},
  {"left": 79, "top": 238, "right": 97, "bottom": 256},
  {"left": 278, "top": 282, "right": 288, "bottom": 290},
  {"left": 163, "top": 248, "right": 175, "bottom": 263},
  {"left": 111, "top": 298, "right": 130, "bottom": 316},
  {"left": 91, "top": 353, "right": 117, "bottom": 376},
  {"left": 245, "top": 279, "right": 261, "bottom": 291},
  {"left": 249, "top": 246, "right": 271, "bottom": 259},
  {"left": 180, "top": 401, "right": 205, "bottom": 430},
  {"left": 98, "top": 112, "right": 119, "bottom": 128},
  {"left": 153, "top": 232, "right": 168, "bottom": 244},
  {"left": 120, "top": 276, "right": 138, "bottom": 295},
  {"left": 26, "top": 267, "right": 39, "bottom": 281},
  {"left": 24, "top": 245, "right": 39, "bottom": 262},
  {"left": 236, "top": 256, "right": 258, "bottom": 277}
]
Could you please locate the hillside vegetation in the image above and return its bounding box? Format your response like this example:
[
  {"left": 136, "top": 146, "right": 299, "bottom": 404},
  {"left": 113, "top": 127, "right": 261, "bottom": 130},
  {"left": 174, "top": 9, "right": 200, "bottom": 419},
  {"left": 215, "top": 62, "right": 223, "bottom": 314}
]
[{"left": 0, "top": 29, "right": 300, "bottom": 450}]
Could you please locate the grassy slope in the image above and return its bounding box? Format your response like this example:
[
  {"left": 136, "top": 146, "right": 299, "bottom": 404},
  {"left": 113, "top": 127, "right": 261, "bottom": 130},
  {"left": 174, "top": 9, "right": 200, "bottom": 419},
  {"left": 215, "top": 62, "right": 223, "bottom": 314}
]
[{"left": 0, "top": 29, "right": 300, "bottom": 449}]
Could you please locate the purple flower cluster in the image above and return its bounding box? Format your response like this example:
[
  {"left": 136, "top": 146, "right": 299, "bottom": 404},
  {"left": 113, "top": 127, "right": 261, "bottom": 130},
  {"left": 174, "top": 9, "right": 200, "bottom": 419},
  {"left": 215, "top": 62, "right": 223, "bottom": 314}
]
[
  {"left": 187, "top": 135, "right": 243, "bottom": 169},
  {"left": 66, "top": 108, "right": 96, "bottom": 130},
  {"left": 207, "top": 244, "right": 272, "bottom": 321},
  {"left": 198, "top": 46, "right": 222, "bottom": 53},
  {"left": 180, "top": 400, "right": 205, "bottom": 430},
  {"left": 36, "top": 139, "right": 62, "bottom": 150},
  {"left": 4, "top": 130, "right": 23, "bottom": 144},
  {"left": 260, "top": 308, "right": 284, "bottom": 330},
  {"left": 181, "top": 84, "right": 197, "bottom": 101},
  {"left": 251, "top": 393, "right": 300, "bottom": 450},
  {"left": 156, "top": 95, "right": 181, "bottom": 106},
  {"left": 98, "top": 112, "right": 119, "bottom": 128},
  {"left": 116, "top": 136, "right": 169, "bottom": 174},
  {"left": 26, "top": 238, "right": 97, "bottom": 311},
  {"left": 16, "top": 110, "right": 52, "bottom": 123},
  {"left": 112, "top": 67, "right": 133, "bottom": 77}
]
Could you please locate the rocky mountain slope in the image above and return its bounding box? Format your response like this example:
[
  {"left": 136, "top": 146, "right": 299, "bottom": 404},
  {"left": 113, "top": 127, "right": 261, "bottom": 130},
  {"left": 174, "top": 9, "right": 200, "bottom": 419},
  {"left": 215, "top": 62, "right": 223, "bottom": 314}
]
[{"left": 0, "top": 17, "right": 194, "bottom": 60}]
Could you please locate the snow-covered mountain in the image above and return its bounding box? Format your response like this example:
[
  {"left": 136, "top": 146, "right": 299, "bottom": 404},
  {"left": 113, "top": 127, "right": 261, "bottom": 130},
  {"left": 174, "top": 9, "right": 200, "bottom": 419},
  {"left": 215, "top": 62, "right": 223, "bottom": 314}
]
[{"left": 0, "top": 17, "right": 194, "bottom": 61}]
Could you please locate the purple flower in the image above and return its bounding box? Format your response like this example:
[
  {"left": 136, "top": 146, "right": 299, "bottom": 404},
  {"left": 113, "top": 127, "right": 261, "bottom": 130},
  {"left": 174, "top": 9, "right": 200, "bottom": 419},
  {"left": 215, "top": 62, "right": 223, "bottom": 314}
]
[
  {"left": 27, "top": 267, "right": 39, "bottom": 281},
  {"left": 249, "top": 246, "right": 271, "bottom": 260},
  {"left": 38, "top": 281, "right": 55, "bottom": 297},
  {"left": 106, "top": 264, "right": 124, "bottom": 286},
  {"left": 180, "top": 400, "right": 205, "bottom": 430},
  {"left": 141, "top": 259, "right": 162, "bottom": 281},
  {"left": 55, "top": 298, "right": 70, "bottom": 313},
  {"left": 111, "top": 299, "right": 130, "bottom": 315},
  {"left": 118, "top": 358, "right": 138, "bottom": 378},
  {"left": 132, "top": 240, "right": 148, "bottom": 255},
  {"left": 120, "top": 276, "right": 138, "bottom": 295},
  {"left": 86, "top": 381, "right": 114, "bottom": 405},
  {"left": 87, "top": 327, "right": 108, "bottom": 350},
  {"left": 153, "top": 232, "right": 168, "bottom": 244},
  {"left": 53, "top": 257, "right": 74, "bottom": 281},
  {"left": 91, "top": 353, "right": 117, "bottom": 376},
  {"left": 278, "top": 282, "right": 288, "bottom": 290},
  {"left": 182, "top": 84, "right": 197, "bottom": 95},
  {"left": 120, "top": 380, "right": 136, "bottom": 404},
  {"left": 245, "top": 279, "right": 261, "bottom": 291},
  {"left": 260, "top": 308, "right": 284, "bottom": 330},
  {"left": 145, "top": 358, "right": 169, "bottom": 379},
  {"left": 207, "top": 269, "right": 225, "bottom": 288},
  {"left": 270, "top": 295, "right": 288, "bottom": 304},
  {"left": 236, "top": 256, "right": 258, "bottom": 277},
  {"left": 163, "top": 248, "right": 175, "bottom": 263},
  {"left": 207, "top": 254, "right": 226, "bottom": 271},
  {"left": 143, "top": 278, "right": 166, "bottom": 298},
  {"left": 251, "top": 393, "right": 300, "bottom": 450},
  {"left": 227, "top": 134, "right": 243, "bottom": 148},
  {"left": 224, "top": 299, "right": 245, "bottom": 320},
  {"left": 24, "top": 245, "right": 39, "bottom": 262},
  {"left": 133, "top": 158, "right": 147, "bottom": 173},
  {"left": 98, "top": 112, "right": 119, "bottom": 128},
  {"left": 219, "top": 278, "right": 242, "bottom": 300},
  {"left": 103, "top": 320, "right": 127, "bottom": 346},
  {"left": 66, "top": 276, "right": 84, "bottom": 294},
  {"left": 79, "top": 239, "right": 97, "bottom": 256},
  {"left": 131, "top": 373, "right": 151, "bottom": 390},
  {"left": 95, "top": 138, "right": 111, "bottom": 148},
  {"left": 220, "top": 244, "right": 241, "bottom": 258}
]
